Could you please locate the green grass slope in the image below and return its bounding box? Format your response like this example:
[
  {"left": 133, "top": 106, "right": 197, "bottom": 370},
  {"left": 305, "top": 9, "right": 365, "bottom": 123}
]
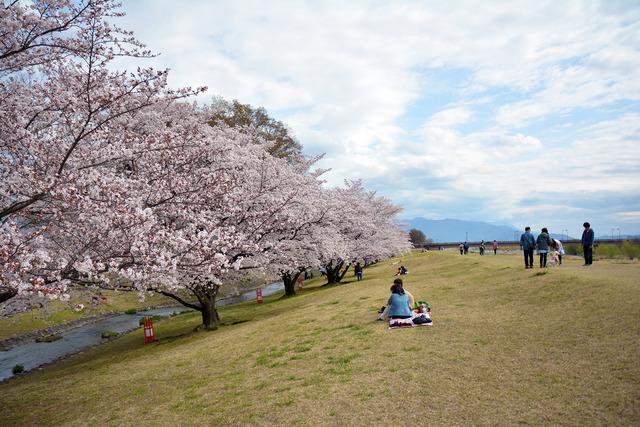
[{"left": 1, "top": 252, "right": 639, "bottom": 426}]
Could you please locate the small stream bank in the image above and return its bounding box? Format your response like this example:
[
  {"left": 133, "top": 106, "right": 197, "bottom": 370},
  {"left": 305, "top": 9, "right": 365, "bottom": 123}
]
[{"left": 0, "top": 282, "right": 284, "bottom": 382}]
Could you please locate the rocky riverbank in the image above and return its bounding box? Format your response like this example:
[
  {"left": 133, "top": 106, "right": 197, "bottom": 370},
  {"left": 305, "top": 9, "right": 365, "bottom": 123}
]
[{"left": 0, "top": 312, "right": 118, "bottom": 351}]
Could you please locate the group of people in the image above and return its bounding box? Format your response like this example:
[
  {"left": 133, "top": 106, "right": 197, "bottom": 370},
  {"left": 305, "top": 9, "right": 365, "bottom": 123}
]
[
  {"left": 520, "top": 222, "right": 595, "bottom": 268},
  {"left": 375, "top": 222, "right": 597, "bottom": 326},
  {"left": 459, "top": 240, "right": 499, "bottom": 255},
  {"left": 395, "top": 265, "right": 408, "bottom": 276}
]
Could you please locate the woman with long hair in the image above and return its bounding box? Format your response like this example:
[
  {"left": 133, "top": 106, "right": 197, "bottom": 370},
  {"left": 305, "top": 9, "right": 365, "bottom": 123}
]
[{"left": 387, "top": 278, "right": 413, "bottom": 319}]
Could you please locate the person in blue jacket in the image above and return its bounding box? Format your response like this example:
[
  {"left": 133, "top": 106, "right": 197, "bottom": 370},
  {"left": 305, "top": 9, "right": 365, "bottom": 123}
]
[
  {"left": 581, "top": 222, "right": 595, "bottom": 265},
  {"left": 387, "top": 279, "right": 413, "bottom": 319},
  {"left": 520, "top": 226, "right": 536, "bottom": 269}
]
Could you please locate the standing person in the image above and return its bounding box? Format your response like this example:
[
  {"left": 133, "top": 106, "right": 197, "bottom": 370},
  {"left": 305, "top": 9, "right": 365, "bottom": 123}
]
[
  {"left": 459, "top": 243, "right": 464, "bottom": 255},
  {"left": 536, "top": 227, "right": 552, "bottom": 268},
  {"left": 492, "top": 240, "right": 498, "bottom": 255},
  {"left": 354, "top": 262, "right": 363, "bottom": 281},
  {"left": 463, "top": 241, "right": 469, "bottom": 255},
  {"left": 479, "top": 240, "right": 485, "bottom": 255},
  {"left": 550, "top": 238, "right": 565, "bottom": 265},
  {"left": 582, "top": 222, "right": 595, "bottom": 265},
  {"left": 520, "top": 227, "right": 536, "bottom": 269}
]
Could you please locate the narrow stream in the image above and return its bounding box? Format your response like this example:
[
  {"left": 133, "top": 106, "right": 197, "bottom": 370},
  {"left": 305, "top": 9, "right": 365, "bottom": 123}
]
[{"left": 0, "top": 282, "right": 283, "bottom": 381}]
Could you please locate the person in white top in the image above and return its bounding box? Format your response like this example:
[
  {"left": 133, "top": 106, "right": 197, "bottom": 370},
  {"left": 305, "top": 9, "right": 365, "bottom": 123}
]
[{"left": 550, "top": 238, "right": 565, "bottom": 265}]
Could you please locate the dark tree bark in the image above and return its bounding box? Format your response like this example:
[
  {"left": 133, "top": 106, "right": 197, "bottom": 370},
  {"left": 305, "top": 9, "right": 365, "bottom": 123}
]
[
  {"left": 192, "top": 284, "right": 220, "bottom": 330},
  {"left": 324, "top": 260, "right": 351, "bottom": 285},
  {"left": 159, "top": 282, "right": 220, "bottom": 330},
  {"left": 0, "top": 288, "right": 18, "bottom": 304},
  {"left": 337, "top": 263, "right": 351, "bottom": 282},
  {"left": 282, "top": 270, "right": 302, "bottom": 297}
]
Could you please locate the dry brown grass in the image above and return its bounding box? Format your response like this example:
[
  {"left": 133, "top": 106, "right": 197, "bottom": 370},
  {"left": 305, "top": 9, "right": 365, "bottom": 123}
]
[{"left": 1, "top": 251, "right": 639, "bottom": 426}]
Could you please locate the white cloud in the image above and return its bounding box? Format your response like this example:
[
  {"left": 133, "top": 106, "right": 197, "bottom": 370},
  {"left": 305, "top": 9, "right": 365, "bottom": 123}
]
[
  {"left": 614, "top": 211, "right": 640, "bottom": 223},
  {"left": 113, "top": 0, "right": 640, "bottom": 232}
]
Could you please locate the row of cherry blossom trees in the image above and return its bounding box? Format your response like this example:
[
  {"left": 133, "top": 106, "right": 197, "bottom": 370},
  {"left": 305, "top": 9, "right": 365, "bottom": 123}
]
[{"left": 0, "top": 0, "right": 410, "bottom": 329}]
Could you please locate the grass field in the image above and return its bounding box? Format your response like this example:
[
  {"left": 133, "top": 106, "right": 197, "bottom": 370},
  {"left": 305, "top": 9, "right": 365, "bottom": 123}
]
[{"left": 1, "top": 251, "right": 639, "bottom": 425}]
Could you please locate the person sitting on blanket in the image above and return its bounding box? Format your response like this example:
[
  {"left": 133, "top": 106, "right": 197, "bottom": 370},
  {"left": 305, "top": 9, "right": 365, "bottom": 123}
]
[
  {"left": 377, "top": 279, "right": 414, "bottom": 320},
  {"left": 387, "top": 279, "right": 413, "bottom": 320},
  {"left": 395, "top": 265, "right": 409, "bottom": 276}
]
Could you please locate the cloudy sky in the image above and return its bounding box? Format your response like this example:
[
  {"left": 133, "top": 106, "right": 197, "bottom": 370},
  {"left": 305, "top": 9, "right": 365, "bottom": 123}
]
[{"left": 116, "top": 0, "right": 640, "bottom": 237}]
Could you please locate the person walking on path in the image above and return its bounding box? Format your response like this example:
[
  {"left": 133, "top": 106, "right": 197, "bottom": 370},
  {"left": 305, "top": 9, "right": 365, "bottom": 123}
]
[
  {"left": 520, "top": 227, "right": 536, "bottom": 268},
  {"left": 582, "top": 222, "right": 595, "bottom": 265},
  {"left": 550, "top": 238, "right": 565, "bottom": 265},
  {"left": 492, "top": 240, "right": 498, "bottom": 255},
  {"left": 354, "top": 262, "right": 363, "bottom": 281},
  {"left": 459, "top": 243, "right": 464, "bottom": 255},
  {"left": 536, "top": 227, "right": 552, "bottom": 268},
  {"left": 463, "top": 241, "right": 469, "bottom": 255}
]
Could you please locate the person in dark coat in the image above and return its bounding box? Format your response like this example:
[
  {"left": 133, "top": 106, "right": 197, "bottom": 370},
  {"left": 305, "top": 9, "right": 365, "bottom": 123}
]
[
  {"left": 581, "top": 222, "right": 595, "bottom": 265},
  {"left": 354, "top": 262, "right": 363, "bottom": 281},
  {"left": 520, "top": 227, "right": 536, "bottom": 269},
  {"left": 536, "top": 227, "right": 552, "bottom": 268}
]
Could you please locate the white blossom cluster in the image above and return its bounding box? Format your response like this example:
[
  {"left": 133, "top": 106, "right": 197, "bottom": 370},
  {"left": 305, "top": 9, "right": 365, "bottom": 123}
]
[{"left": 0, "top": 1, "right": 410, "bottom": 314}]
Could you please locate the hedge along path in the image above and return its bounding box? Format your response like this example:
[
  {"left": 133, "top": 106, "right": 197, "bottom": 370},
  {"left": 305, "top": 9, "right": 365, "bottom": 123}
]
[{"left": 1, "top": 251, "right": 639, "bottom": 426}]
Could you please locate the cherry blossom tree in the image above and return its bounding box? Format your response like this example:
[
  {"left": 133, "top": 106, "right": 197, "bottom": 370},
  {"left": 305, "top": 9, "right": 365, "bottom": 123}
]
[
  {"left": 318, "top": 180, "right": 411, "bottom": 284},
  {"left": 0, "top": 0, "right": 200, "bottom": 302},
  {"left": 1, "top": 0, "right": 410, "bottom": 331}
]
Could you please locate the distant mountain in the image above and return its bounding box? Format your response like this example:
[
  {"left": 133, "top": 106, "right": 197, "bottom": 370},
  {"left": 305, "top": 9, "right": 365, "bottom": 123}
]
[
  {"left": 405, "top": 218, "right": 576, "bottom": 243},
  {"left": 405, "top": 218, "right": 519, "bottom": 243}
]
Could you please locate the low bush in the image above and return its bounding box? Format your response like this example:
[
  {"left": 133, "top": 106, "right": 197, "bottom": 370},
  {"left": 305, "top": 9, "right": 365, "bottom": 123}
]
[
  {"left": 564, "top": 243, "right": 582, "bottom": 256},
  {"left": 124, "top": 308, "right": 137, "bottom": 315},
  {"left": 101, "top": 330, "right": 119, "bottom": 339},
  {"left": 138, "top": 315, "right": 163, "bottom": 325},
  {"left": 597, "top": 244, "right": 621, "bottom": 258},
  {"left": 564, "top": 241, "right": 639, "bottom": 259},
  {"left": 621, "top": 241, "right": 640, "bottom": 259},
  {"left": 35, "top": 334, "right": 63, "bottom": 343},
  {"left": 12, "top": 364, "right": 24, "bottom": 375}
]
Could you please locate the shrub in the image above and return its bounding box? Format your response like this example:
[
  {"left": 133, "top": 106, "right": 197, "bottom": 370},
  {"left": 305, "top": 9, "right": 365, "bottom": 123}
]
[
  {"left": 101, "top": 330, "right": 119, "bottom": 339},
  {"left": 621, "top": 241, "right": 640, "bottom": 259},
  {"left": 124, "top": 308, "right": 137, "bottom": 315},
  {"left": 564, "top": 244, "right": 582, "bottom": 256},
  {"left": 12, "top": 364, "right": 24, "bottom": 375},
  {"left": 596, "top": 244, "right": 621, "bottom": 258},
  {"left": 138, "top": 315, "right": 163, "bottom": 325},
  {"left": 35, "top": 334, "right": 63, "bottom": 343}
]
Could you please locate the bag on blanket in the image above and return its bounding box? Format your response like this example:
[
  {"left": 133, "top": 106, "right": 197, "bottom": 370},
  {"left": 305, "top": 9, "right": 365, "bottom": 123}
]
[{"left": 412, "top": 314, "right": 432, "bottom": 324}]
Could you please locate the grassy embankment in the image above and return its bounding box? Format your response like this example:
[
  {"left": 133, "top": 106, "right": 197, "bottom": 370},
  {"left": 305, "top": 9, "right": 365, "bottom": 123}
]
[{"left": 1, "top": 251, "right": 639, "bottom": 425}]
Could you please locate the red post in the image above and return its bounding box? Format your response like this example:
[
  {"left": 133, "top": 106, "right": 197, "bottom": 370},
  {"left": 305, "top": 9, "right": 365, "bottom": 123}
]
[
  {"left": 143, "top": 317, "right": 155, "bottom": 344},
  {"left": 297, "top": 275, "right": 303, "bottom": 290},
  {"left": 256, "top": 288, "right": 263, "bottom": 304}
]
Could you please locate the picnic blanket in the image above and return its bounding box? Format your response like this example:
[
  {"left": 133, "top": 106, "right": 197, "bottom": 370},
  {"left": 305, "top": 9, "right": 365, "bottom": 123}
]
[{"left": 389, "top": 313, "right": 433, "bottom": 329}]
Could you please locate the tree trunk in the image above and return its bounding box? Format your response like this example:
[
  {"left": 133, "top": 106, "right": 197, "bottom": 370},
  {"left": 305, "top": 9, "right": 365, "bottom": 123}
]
[
  {"left": 324, "top": 261, "right": 345, "bottom": 284},
  {"left": 0, "top": 288, "right": 17, "bottom": 304},
  {"left": 193, "top": 284, "right": 220, "bottom": 330},
  {"left": 337, "top": 263, "right": 351, "bottom": 282},
  {"left": 282, "top": 273, "right": 294, "bottom": 297},
  {"left": 200, "top": 299, "right": 220, "bottom": 330}
]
